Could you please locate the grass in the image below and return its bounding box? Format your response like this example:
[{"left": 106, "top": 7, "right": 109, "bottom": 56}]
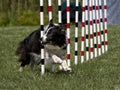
[{"left": 0, "top": 25, "right": 120, "bottom": 90}]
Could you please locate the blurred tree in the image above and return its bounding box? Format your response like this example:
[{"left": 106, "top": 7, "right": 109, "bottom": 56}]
[{"left": 0, "top": 0, "right": 82, "bottom": 26}]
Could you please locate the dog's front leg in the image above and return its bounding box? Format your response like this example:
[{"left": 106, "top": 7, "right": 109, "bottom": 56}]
[
  {"left": 30, "top": 60, "right": 35, "bottom": 71},
  {"left": 19, "top": 66, "right": 24, "bottom": 72},
  {"left": 60, "top": 60, "right": 71, "bottom": 72},
  {"left": 51, "top": 55, "right": 63, "bottom": 64},
  {"left": 51, "top": 55, "right": 62, "bottom": 72},
  {"left": 51, "top": 55, "right": 71, "bottom": 72},
  {"left": 19, "top": 62, "right": 26, "bottom": 72}
]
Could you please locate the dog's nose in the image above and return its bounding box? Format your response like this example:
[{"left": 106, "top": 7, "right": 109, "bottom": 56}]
[
  {"left": 40, "top": 35, "right": 48, "bottom": 45},
  {"left": 40, "top": 38, "right": 47, "bottom": 45},
  {"left": 39, "top": 38, "right": 44, "bottom": 44},
  {"left": 40, "top": 37, "right": 42, "bottom": 41},
  {"left": 40, "top": 37, "right": 45, "bottom": 41}
]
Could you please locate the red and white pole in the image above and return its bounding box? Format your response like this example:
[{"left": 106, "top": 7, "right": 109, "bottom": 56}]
[
  {"left": 99, "top": 0, "right": 105, "bottom": 54},
  {"left": 48, "top": 0, "right": 54, "bottom": 72},
  {"left": 89, "top": 0, "right": 94, "bottom": 59},
  {"left": 95, "top": 0, "right": 101, "bottom": 56},
  {"left": 81, "top": 0, "right": 85, "bottom": 63},
  {"left": 104, "top": 0, "right": 108, "bottom": 51},
  {"left": 66, "top": 0, "right": 71, "bottom": 66},
  {"left": 48, "top": 0, "right": 53, "bottom": 21}
]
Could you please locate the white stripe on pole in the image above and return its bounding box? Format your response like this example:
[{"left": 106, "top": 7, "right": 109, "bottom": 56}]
[
  {"left": 40, "top": 13, "right": 44, "bottom": 25},
  {"left": 41, "top": 49, "right": 45, "bottom": 74}
]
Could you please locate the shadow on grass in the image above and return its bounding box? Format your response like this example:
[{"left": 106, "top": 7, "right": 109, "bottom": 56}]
[
  {"left": 34, "top": 67, "right": 74, "bottom": 76},
  {"left": 55, "top": 70, "right": 74, "bottom": 75}
]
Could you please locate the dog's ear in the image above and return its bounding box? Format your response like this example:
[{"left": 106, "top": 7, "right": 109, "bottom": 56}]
[
  {"left": 49, "top": 19, "right": 53, "bottom": 25},
  {"left": 59, "top": 23, "right": 66, "bottom": 31},
  {"left": 44, "top": 19, "right": 54, "bottom": 31}
]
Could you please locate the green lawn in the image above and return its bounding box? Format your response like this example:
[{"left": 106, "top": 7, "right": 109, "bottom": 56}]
[{"left": 0, "top": 25, "right": 120, "bottom": 90}]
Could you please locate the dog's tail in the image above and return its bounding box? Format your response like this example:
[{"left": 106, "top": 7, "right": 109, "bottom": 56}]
[
  {"left": 16, "top": 39, "right": 31, "bottom": 64},
  {"left": 16, "top": 39, "right": 28, "bottom": 55}
]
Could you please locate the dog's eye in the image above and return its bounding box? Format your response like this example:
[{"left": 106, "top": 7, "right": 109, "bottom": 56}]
[
  {"left": 44, "top": 31, "right": 47, "bottom": 34},
  {"left": 47, "top": 30, "right": 52, "bottom": 35}
]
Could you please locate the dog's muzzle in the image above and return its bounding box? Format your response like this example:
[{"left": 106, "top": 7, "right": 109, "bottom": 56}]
[{"left": 40, "top": 35, "right": 48, "bottom": 45}]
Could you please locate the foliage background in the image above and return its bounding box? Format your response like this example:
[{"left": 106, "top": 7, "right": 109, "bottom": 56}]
[{"left": 0, "top": 0, "right": 82, "bottom": 26}]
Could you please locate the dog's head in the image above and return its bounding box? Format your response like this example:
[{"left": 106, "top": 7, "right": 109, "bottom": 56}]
[{"left": 41, "top": 19, "right": 67, "bottom": 49}]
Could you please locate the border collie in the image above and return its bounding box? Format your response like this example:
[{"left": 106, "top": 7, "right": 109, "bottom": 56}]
[{"left": 16, "top": 19, "right": 71, "bottom": 72}]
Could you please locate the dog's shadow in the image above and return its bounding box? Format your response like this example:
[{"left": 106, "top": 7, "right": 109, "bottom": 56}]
[
  {"left": 34, "top": 68, "right": 73, "bottom": 76},
  {"left": 55, "top": 70, "right": 73, "bottom": 75}
]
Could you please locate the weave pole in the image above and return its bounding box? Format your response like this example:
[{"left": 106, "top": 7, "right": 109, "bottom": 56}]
[
  {"left": 74, "top": 0, "right": 79, "bottom": 65},
  {"left": 48, "top": 0, "right": 54, "bottom": 72},
  {"left": 95, "top": 0, "right": 101, "bottom": 56},
  {"left": 81, "top": 0, "right": 108, "bottom": 63},
  {"left": 104, "top": 0, "right": 108, "bottom": 51},
  {"left": 85, "top": 0, "right": 89, "bottom": 61},
  {"left": 40, "top": 0, "right": 45, "bottom": 75},
  {"left": 48, "top": 0, "right": 53, "bottom": 20},
  {"left": 89, "top": 0, "right": 94, "bottom": 59},
  {"left": 81, "top": 0, "right": 85, "bottom": 63},
  {"left": 66, "top": 0, "right": 71, "bottom": 66},
  {"left": 92, "top": 0, "right": 98, "bottom": 57},
  {"left": 99, "top": 0, "right": 105, "bottom": 54}
]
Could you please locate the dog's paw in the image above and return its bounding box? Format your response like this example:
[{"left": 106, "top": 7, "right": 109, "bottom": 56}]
[
  {"left": 59, "top": 65, "right": 63, "bottom": 70},
  {"left": 19, "top": 67, "right": 24, "bottom": 72},
  {"left": 64, "top": 67, "right": 72, "bottom": 73}
]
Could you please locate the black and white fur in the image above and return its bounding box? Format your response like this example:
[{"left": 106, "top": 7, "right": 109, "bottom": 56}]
[{"left": 16, "top": 20, "right": 71, "bottom": 72}]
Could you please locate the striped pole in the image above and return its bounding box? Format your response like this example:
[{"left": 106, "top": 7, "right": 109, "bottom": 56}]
[
  {"left": 95, "top": 0, "right": 101, "bottom": 56},
  {"left": 85, "top": 0, "right": 89, "bottom": 61},
  {"left": 48, "top": 0, "right": 53, "bottom": 21},
  {"left": 99, "top": 0, "right": 105, "bottom": 54},
  {"left": 74, "top": 0, "right": 79, "bottom": 65},
  {"left": 92, "top": 0, "right": 98, "bottom": 57},
  {"left": 89, "top": 0, "right": 94, "bottom": 59},
  {"left": 58, "top": 0, "right": 62, "bottom": 24},
  {"left": 40, "top": 0, "right": 45, "bottom": 75},
  {"left": 81, "top": 0, "right": 108, "bottom": 63},
  {"left": 66, "top": 0, "right": 71, "bottom": 66},
  {"left": 81, "top": 0, "right": 85, "bottom": 63},
  {"left": 104, "top": 0, "right": 108, "bottom": 51},
  {"left": 48, "top": 0, "right": 54, "bottom": 72}
]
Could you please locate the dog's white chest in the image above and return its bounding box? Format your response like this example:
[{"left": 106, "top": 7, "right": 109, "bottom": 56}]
[
  {"left": 46, "top": 45, "right": 61, "bottom": 50},
  {"left": 45, "top": 45, "right": 65, "bottom": 56}
]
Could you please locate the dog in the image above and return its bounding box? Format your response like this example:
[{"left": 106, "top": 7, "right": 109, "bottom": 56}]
[{"left": 16, "top": 19, "right": 71, "bottom": 72}]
